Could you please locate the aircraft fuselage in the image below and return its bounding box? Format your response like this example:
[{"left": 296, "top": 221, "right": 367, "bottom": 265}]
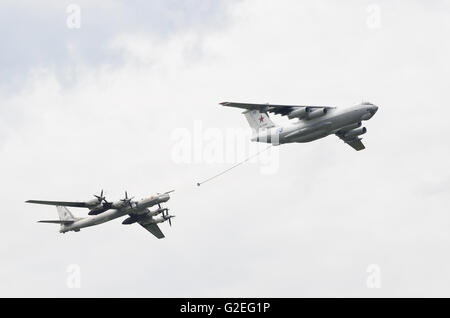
[
  {"left": 253, "top": 103, "right": 378, "bottom": 144},
  {"left": 60, "top": 193, "right": 170, "bottom": 233}
]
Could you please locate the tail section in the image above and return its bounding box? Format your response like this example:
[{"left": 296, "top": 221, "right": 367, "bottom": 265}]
[
  {"left": 243, "top": 110, "right": 275, "bottom": 131},
  {"left": 57, "top": 206, "right": 75, "bottom": 221},
  {"left": 38, "top": 206, "right": 76, "bottom": 230}
]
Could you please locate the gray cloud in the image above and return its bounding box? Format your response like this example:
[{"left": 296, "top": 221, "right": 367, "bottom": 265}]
[{"left": 0, "top": 0, "right": 235, "bottom": 90}]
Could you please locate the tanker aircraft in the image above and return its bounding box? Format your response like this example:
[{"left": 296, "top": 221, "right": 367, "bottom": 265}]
[{"left": 220, "top": 101, "right": 379, "bottom": 151}]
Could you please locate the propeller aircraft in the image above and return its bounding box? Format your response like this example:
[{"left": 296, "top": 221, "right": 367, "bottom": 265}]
[{"left": 26, "top": 190, "right": 175, "bottom": 239}]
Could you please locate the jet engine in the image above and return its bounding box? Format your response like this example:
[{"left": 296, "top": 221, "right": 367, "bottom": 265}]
[
  {"left": 288, "top": 107, "right": 311, "bottom": 119},
  {"left": 339, "top": 122, "right": 361, "bottom": 132},
  {"left": 307, "top": 108, "right": 328, "bottom": 120},
  {"left": 343, "top": 127, "right": 367, "bottom": 138}
]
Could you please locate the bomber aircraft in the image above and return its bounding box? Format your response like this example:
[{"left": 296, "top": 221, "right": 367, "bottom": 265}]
[
  {"left": 220, "top": 101, "right": 379, "bottom": 151},
  {"left": 26, "top": 190, "right": 175, "bottom": 239}
]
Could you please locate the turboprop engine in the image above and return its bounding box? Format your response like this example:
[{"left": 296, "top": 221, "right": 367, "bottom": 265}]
[
  {"left": 147, "top": 207, "right": 168, "bottom": 217},
  {"left": 122, "top": 207, "right": 170, "bottom": 225},
  {"left": 153, "top": 214, "right": 175, "bottom": 226}
]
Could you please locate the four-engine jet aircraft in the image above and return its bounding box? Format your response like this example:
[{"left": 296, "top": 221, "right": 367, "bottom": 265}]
[
  {"left": 220, "top": 101, "right": 379, "bottom": 151},
  {"left": 26, "top": 191, "right": 175, "bottom": 239}
]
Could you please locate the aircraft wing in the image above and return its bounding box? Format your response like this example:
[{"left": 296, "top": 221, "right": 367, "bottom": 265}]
[
  {"left": 345, "top": 138, "right": 365, "bottom": 151},
  {"left": 139, "top": 223, "right": 165, "bottom": 239},
  {"left": 220, "top": 102, "right": 335, "bottom": 116},
  {"left": 336, "top": 135, "right": 366, "bottom": 151},
  {"left": 134, "top": 214, "right": 164, "bottom": 239},
  {"left": 26, "top": 200, "right": 88, "bottom": 208}
]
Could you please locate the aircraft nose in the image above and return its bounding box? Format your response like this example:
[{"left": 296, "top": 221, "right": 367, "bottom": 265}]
[{"left": 371, "top": 105, "right": 378, "bottom": 115}]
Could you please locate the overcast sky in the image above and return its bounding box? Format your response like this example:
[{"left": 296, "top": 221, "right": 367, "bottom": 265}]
[{"left": 1, "top": 0, "right": 450, "bottom": 297}]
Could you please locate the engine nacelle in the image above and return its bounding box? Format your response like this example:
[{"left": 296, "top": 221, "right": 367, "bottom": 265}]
[
  {"left": 287, "top": 107, "right": 311, "bottom": 119},
  {"left": 307, "top": 108, "right": 327, "bottom": 120},
  {"left": 147, "top": 207, "right": 167, "bottom": 217},
  {"left": 153, "top": 216, "right": 165, "bottom": 224},
  {"left": 85, "top": 199, "right": 102, "bottom": 208},
  {"left": 344, "top": 127, "right": 367, "bottom": 138},
  {"left": 339, "top": 122, "right": 361, "bottom": 132}
]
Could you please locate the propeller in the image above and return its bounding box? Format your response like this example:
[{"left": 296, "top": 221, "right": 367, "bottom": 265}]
[
  {"left": 157, "top": 203, "right": 168, "bottom": 216},
  {"left": 121, "top": 191, "right": 134, "bottom": 208},
  {"left": 102, "top": 197, "right": 113, "bottom": 209},
  {"left": 165, "top": 215, "right": 175, "bottom": 227},
  {"left": 158, "top": 201, "right": 174, "bottom": 226},
  {"left": 94, "top": 190, "right": 105, "bottom": 203}
]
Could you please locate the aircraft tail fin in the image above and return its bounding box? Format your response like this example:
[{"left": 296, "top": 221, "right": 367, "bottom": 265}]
[
  {"left": 57, "top": 206, "right": 76, "bottom": 221},
  {"left": 243, "top": 110, "right": 276, "bottom": 131},
  {"left": 37, "top": 206, "right": 78, "bottom": 232}
]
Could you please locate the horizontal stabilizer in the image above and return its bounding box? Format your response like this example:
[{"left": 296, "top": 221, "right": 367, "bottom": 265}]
[{"left": 38, "top": 220, "right": 75, "bottom": 225}]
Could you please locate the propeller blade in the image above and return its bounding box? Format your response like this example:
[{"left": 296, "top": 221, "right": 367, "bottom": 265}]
[
  {"left": 95, "top": 190, "right": 105, "bottom": 202},
  {"left": 168, "top": 217, "right": 172, "bottom": 227}
]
